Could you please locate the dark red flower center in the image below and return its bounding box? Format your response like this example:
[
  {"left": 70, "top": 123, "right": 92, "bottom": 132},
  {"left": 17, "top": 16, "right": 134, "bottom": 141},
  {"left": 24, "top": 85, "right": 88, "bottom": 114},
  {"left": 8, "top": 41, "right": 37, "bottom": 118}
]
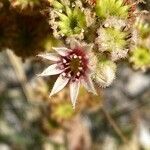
[{"left": 61, "top": 48, "right": 89, "bottom": 80}]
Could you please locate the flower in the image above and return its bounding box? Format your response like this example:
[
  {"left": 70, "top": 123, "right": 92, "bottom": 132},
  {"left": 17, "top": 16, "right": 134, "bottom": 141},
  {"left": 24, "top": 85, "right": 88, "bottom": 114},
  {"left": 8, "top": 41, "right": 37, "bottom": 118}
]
[{"left": 38, "top": 41, "right": 97, "bottom": 108}]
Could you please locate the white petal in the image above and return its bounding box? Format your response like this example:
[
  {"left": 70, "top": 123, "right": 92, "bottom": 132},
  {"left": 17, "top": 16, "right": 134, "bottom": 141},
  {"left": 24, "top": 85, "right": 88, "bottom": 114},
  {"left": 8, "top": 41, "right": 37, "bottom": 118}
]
[
  {"left": 81, "top": 76, "right": 97, "bottom": 95},
  {"left": 38, "top": 64, "right": 63, "bottom": 76},
  {"left": 37, "top": 53, "right": 60, "bottom": 61},
  {"left": 50, "top": 74, "right": 69, "bottom": 97},
  {"left": 52, "top": 47, "right": 71, "bottom": 56},
  {"left": 70, "top": 80, "right": 80, "bottom": 109}
]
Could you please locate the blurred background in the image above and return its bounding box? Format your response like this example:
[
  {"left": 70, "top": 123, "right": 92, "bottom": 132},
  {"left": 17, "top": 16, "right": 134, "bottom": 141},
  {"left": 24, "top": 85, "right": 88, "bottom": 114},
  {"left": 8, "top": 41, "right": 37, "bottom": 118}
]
[{"left": 0, "top": 0, "right": 150, "bottom": 150}]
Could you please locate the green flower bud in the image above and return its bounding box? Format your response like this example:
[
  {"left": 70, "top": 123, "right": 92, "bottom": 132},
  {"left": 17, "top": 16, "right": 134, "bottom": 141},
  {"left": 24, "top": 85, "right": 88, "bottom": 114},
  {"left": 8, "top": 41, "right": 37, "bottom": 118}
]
[
  {"left": 130, "top": 46, "right": 150, "bottom": 71},
  {"left": 135, "top": 17, "right": 150, "bottom": 39},
  {"left": 58, "top": 7, "right": 86, "bottom": 35},
  {"left": 50, "top": 2, "right": 86, "bottom": 38},
  {"left": 96, "top": 17, "right": 131, "bottom": 60},
  {"left": 52, "top": 102, "right": 74, "bottom": 121},
  {"left": 95, "top": 0, "right": 130, "bottom": 19}
]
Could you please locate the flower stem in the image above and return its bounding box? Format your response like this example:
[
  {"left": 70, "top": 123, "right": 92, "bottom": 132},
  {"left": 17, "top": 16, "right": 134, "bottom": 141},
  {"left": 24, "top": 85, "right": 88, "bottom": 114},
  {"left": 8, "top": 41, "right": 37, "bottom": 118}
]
[{"left": 101, "top": 106, "right": 128, "bottom": 143}]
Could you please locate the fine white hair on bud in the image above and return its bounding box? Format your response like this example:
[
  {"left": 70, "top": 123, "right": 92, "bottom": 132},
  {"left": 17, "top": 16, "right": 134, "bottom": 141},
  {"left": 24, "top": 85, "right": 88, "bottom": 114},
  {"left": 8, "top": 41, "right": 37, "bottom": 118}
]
[{"left": 92, "top": 61, "right": 117, "bottom": 87}]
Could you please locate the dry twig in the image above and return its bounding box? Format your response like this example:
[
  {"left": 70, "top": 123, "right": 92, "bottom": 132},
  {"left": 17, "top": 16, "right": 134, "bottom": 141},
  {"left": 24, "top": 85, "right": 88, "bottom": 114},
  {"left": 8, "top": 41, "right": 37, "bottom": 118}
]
[
  {"left": 6, "top": 49, "right": 33, "bottom": 102},
  {"left": 101, "top": 106, "right": 128, "bottom": 143}
]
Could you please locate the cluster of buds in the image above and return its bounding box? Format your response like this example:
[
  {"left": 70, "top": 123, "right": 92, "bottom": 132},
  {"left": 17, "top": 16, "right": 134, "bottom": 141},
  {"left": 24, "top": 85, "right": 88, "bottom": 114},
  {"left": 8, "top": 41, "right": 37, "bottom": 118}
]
[{"left": 38, "top": 0, "right": 147, "bottom": 108}]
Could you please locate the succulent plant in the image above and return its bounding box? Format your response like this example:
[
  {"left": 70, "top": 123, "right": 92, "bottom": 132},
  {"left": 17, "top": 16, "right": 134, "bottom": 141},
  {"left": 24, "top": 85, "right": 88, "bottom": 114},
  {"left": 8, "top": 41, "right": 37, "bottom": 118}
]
[
  {"left": 37, "top": 0, "right": 146, "bottom": 107},
  {"left": 0, "top": 0, "right": 148, "bottom": 108}
]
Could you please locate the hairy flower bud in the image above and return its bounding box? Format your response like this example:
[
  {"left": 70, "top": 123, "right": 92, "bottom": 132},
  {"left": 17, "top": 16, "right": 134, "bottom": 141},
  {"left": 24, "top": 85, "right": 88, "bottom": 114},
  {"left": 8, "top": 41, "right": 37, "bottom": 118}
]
[{"left": 92, "top": 60, "right": 117, "bottom": 87}]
